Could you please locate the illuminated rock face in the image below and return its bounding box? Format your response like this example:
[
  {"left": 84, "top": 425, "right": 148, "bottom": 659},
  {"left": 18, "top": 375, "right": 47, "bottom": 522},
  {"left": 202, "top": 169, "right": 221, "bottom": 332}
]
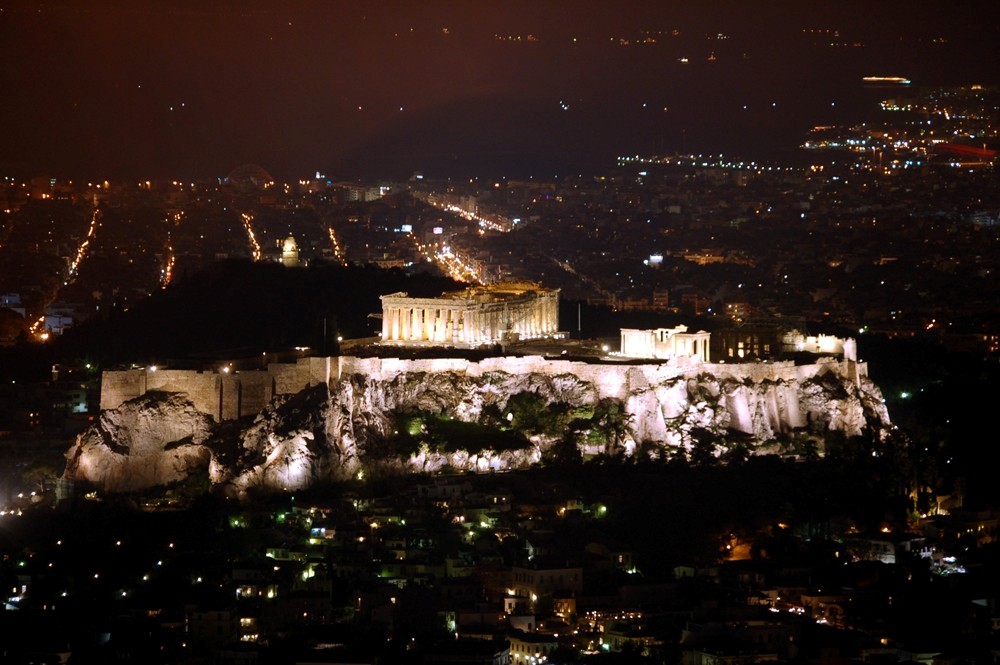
[
  {"left": 64, "top": 392, "right": 213, "bottom": 493},
  {"left": 209, "top": 384, "right": 343, "bottom": 495},
  {"left": 65, "top": 357, "right": 891, "bottom": 496}
]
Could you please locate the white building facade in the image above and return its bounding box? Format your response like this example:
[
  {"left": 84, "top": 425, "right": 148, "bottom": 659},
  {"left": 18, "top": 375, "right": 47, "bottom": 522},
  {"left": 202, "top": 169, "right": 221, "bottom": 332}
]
[{"left": 620, "top": 325, "right": 711, "bottom": 361}]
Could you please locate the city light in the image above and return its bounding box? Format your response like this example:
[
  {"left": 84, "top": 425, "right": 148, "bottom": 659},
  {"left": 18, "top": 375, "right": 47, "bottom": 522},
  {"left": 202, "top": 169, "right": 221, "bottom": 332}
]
[
  {"left": 327, "top": 226, "right": 347, "bottom": 266},
  {"left": 161, "top": 236, "right": 176, "bottom": 288},
  {"left": 0, "top": 12, "right": 995, "bottom": 659},
  {"left": 241, "top": 212, "right": 262, "bottom": 261}
]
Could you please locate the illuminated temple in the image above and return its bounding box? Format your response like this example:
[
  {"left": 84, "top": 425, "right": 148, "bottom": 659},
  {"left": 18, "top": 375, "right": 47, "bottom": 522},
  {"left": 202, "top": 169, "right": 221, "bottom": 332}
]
[
  {"left": 380, "top": 282, "right": 561, "bottom": 347},
  {"left": 619, "top": 325, "right": 711, "bottom": 361}
]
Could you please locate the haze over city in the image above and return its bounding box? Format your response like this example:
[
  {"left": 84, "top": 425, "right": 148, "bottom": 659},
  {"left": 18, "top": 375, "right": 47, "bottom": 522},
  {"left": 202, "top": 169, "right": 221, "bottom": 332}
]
[{"left": 2, "top": 0, "right": 998, "bottom": 179}]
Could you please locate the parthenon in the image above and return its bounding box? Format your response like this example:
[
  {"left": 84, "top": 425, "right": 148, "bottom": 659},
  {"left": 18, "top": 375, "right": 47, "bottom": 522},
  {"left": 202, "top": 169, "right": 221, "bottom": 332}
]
[{"left": 380, "top": 282, "right": 561, "bottom": 347}]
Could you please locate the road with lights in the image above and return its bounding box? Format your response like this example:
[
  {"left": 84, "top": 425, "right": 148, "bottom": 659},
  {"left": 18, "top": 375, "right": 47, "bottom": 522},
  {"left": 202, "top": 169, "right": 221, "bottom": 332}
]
[
  {"left": 242, "top": 212, "right": 262, "bottom": 261},
  {"left": 29, "top": 206, "right": 101, "bottom": 340},
  {"left": 327, "top": 226, "right": 347, "bottom": 266},
  {"left": 412, "top": 236, "right": 486, "bottom": 284}
]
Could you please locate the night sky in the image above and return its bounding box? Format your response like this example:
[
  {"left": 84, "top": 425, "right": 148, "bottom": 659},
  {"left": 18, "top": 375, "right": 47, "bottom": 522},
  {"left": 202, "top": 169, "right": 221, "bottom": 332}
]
[{"left": 1, "top": 0, "right": 997, "bottom": 180}]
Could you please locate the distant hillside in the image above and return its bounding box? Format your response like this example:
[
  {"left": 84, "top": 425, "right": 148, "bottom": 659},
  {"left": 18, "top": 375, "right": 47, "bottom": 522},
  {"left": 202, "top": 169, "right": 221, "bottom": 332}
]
[{"left": 55, "top": 261, "right": 460, "bottom": 365}]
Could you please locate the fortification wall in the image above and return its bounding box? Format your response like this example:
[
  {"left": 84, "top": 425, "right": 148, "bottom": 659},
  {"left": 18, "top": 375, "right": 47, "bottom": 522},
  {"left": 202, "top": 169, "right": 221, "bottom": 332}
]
[
  {"left": 101, "top": 359, "right": 315, "bottom": 418},
  {"left": 100, "top": 369, "right": 145, "bottom": 411},
  {"left": 150, "top": 370, "right": 219, "bottom": 417},
  {"left": 336, "top": 355, "right": 860, "bottom": 402},
  {"left": 101, "top": 353, "right": 863, "bottom": 421},
  {"left": 237, "top": 371, "right": 275, "bottom": 418},
  {"left": 267, "top": 361, "right": 312, "bottom": 396}
]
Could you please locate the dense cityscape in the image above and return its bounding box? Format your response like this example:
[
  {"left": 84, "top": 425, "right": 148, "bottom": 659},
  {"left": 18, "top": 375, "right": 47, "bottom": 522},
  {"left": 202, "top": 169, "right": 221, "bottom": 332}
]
[{"left": 1, "top": 2, "right": 999, "bottom": 664}]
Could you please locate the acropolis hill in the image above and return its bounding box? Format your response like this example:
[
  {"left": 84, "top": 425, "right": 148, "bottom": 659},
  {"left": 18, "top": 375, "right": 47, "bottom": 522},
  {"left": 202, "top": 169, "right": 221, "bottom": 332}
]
[{"left": 66, "top": 342, "right": 890, "bottom": 496}]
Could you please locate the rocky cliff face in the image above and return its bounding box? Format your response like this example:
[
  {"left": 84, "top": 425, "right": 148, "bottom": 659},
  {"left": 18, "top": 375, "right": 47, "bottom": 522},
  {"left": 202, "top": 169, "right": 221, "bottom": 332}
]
[
  {"left": 64, "top": 391, "right": 214, "bottom": 493},
  {"left": 64, "top": 362, "right": 891, "bottom": 496}
]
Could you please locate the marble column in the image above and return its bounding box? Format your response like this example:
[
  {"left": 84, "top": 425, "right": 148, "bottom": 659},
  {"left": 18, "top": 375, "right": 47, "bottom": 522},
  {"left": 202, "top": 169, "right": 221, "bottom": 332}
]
[{"left": 435, "top": 309, "right": 446, "bottom": 342}]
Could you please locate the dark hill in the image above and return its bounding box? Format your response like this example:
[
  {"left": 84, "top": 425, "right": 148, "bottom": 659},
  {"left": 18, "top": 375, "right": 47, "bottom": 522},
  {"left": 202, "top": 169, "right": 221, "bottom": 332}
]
[{"left": 55, "top": 261, "right": 460, "bottom": 365}]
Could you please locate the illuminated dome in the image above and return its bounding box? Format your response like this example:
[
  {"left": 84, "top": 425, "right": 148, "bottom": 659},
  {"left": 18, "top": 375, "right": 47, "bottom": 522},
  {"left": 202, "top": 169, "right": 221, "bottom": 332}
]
[{"left": 226, "top": 164, "right": 274, "bottom": 189}]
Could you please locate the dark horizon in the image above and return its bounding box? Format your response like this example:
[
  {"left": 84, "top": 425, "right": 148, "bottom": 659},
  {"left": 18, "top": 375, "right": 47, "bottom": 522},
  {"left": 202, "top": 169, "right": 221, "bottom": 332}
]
[{"left": 2, "top": 0, "right": 998, "bottom": 181}]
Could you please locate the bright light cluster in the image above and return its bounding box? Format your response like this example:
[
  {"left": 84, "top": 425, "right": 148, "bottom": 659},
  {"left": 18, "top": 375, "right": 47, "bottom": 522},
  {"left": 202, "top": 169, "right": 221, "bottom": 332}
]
[
  {"left": 241, "top": 212, "right": 261, "bottom": 261},
  {"left": 161, "top": 236, "right": 176, "bottom": 289},
  {"left": 617, "top": 153, "right": 798, "bottom": 172},
  {"left": 412, "top": 238, "right": 485, "bottom": 284},
  {"left": 434, "top": 201, "right": 513, "bottom": 233},
  {"left": 327, "top": 226, "right": 347, "bottom": 266},
  {"left": 67, "top": 208, "right": 100, "bottom": 281},
  {"left": 31, "top": 207, "right": 101, "bottom": 341}
]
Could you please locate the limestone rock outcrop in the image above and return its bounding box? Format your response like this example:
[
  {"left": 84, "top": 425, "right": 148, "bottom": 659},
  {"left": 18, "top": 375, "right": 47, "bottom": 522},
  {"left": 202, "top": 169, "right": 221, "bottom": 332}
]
[
  {"left": 64, "top": 391, "right": 213, "bottom": 493},
  {"left": 64, "top": 357, "right": 892, "bottom": 496},
  {"left": 211, "top": 384, "right": 348, "bottom": 496}
]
